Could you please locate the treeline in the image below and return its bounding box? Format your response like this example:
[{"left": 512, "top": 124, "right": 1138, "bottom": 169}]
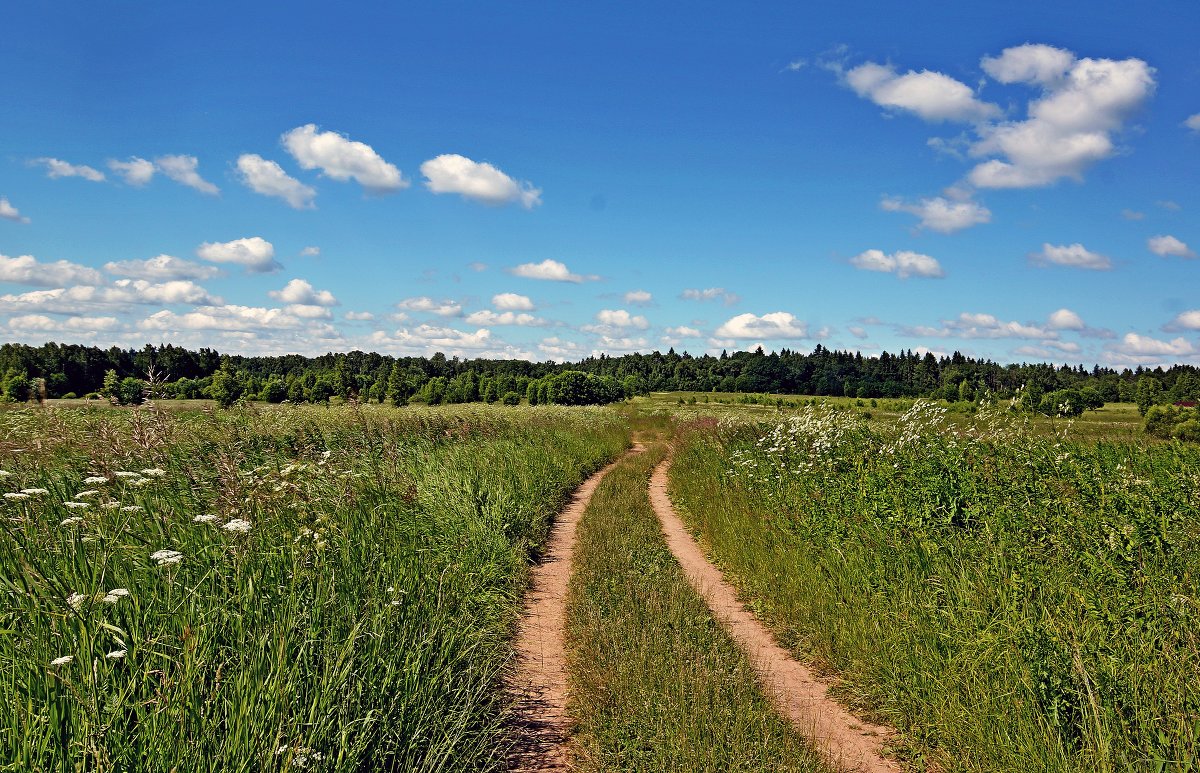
[{"left": 0, "top": 341, "right": 1198, "bottom": 410}]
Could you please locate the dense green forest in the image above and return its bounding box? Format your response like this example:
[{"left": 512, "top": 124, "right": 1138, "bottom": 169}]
[{"left": 0, "top": 341, "right": 1198, "bottom": 414}]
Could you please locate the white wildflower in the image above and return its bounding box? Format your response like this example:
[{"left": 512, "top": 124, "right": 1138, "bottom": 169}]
[
  {"left": 67, "top": 592, "right": 87, "bottom": 609},
  {"left": 222, "top": 519, "right": 252, "bottom": 533},
  {"left": 114, "top": 471, "right": 141, "bottom": 479},
  {"left": 120, "top": 505, "right": 143, "bottom": 513},
  {"left": 83, "top": 476, "right": 109, "bottom": 484},
  {"left": 20, "top": 488, "right": 48, "bottom": 495},
  {"left": 102, "top": 588, "right": 130, "bottom": 604},
  {"left": 193, "top": 513, "right": 218, "bottom": 523},
  {"left": 60, "top": 516, "right": 84, "bottom": 527},
  {"left": 0, "top": 470, "right": 11, "bottom": 477},
  {"left": 105, "top": 649, "right": 126, "bottom": 660},
  {"left": 100, "top": 501, "right": 121, "bottom": 510},
  {"left": 131, "top": 478, "right": 153, "bottom": 488},
  {"left": 74, "top": 490, "right": 100, "bottom": 499},
  {"left": 50, "top": 655, "right": 73, "bottom": 667},
  {"left": 140, "top": 468, "right": 166, "bottom": 477},
  {"left": 64, "top": 502, "right": 90, "bottom": 510},
  {"left": 150, "top": 549, "right": 182, "bottom": 566}
]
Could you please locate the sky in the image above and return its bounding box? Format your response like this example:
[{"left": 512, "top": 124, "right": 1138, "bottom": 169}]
[{"left": 1, "top": 2, "right": 1198, "bottom": 368}]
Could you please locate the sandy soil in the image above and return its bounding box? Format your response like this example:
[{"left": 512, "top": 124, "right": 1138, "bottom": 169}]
[
  {"left": 504, "top": 447, "right": 641, "bottom": 771},
  {"left": 648, "top": 456, "right": 902, "bottom": 773}
]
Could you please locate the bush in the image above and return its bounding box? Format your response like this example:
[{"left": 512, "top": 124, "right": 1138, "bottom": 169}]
[
  {"left": 1173, "top": 419, "right": 1200, "bottom": 443},
  {"left": 60, "top": 392, "right": 77, "bottom": 400},
  {"left": 500, "top": 391, "right": 521, "bottom": 406},
  {"left": 1144, "top": 404, "right": 1200, "bottom": 441}
]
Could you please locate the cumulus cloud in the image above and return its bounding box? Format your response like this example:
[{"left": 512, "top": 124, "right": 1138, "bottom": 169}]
[
  {"left": 155, "top": 155, "right": 219, "bottom": 195},
  {"left": 1121, "top": 209, "right": 1145, "bottom": 220},
  {"left": 1108, "top": 332, "right": 1195, "bottom": 358},
  {"left": 32, "top": 158, "right": 105, "bottom": 182},
  {"left": 1185, "top": 113, "right": 1200, "bottom": 133},
  {"left": 538, "top": 336, "right": 587, "bottom": 360},
  {"left": 107, "top": 157, "right": 155, "bottom": 186},
  {"left": 282, "top": 124, "right": 407, "bottom": 193},
  {"left": 104, "top": 254, "right": 220, "bottom": 281},
  {"left": 624, "top": 289, "right": 653, "bottom": 306},
  {"left": 0, "top": 253, "right": 103, "bottom": 287},
  {"left": 463, "top": 310, "right": 545, "bottom": 326},
  {"left": 0, "top": 197, "right": 29, "bottom": 224},
  {"left": 508, "top": 259, "right": 597, "bottom": 282},
  {"left": 880, "top": 195, "right": 990, "bottom": 233},
  {"left": 344, "top": 311, "right": 374, "bottom": 321},
  {"left": 369, "top": 324, "right": 493, "bottom": 351},
  {"left": 140, "top": 304, "right": 316, "bottom": 333},
  {"left": 269, "top": 278, "right": 338, "bottom": 307},
  {"left": 7, "top": 314, "right": 120, "bottom": 334},
  {"left": 300, "top": 246, "right": 320, "bottom": 257},
  {"left": 969, "top": 48, "right": 1155, "bottom": 188},
  {"left": 196, "top": 237, "right": 281, "bottom": 273},
  {"left": 681, "top": 287, "right": 739, "bottom": 305},
  {"left": 1164, "top": 310, "right": 1200, "bottom": 332},
  {"left": 420, "top": 154, "right": 541, "bottom": 208},
  {"left": 236, "top": 154, "right": 316, "bottom": 209},
  {"left": 844, "top": 62, "right": 1000, "bottom": 123},
  {"left": 1148, "top": 234, "right": 1196, "bottom": 259},
  {"left": 492, "top": 292, "right": 534, "bottom": 310},
  {"left": 850, "top": 249, "right": 945, "bottom": 278},
  {"left": 715, "top": 312, "right": 808, "bottom": 339},
  {"left": 1047, "top": 308, "right": 1085, "bottom": 330},
  {"left": 1030, "top": 242, "right": 1112, "bottom": 270},
  {"left": 906, "top": 312, "right": 1054, "bottom": 340},
  {"left": 396, "top": 296, "right": 462, "bottom": 316},
  {"left": 0, "top": 280, "right": 220, "bottom": 314},
  {"left": 666, "top": 325, "right": 702, "bottom": 338},
  {"left": 594, "top": 309, "right": 649, "bottom": 329},
  {"left": 110, "top": 279, "right": 220, "bottom": 305}
]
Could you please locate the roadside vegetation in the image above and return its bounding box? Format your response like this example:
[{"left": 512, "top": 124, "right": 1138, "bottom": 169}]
[
  {"left": 668, "top": 401, "right": 1200, "bottom": 772},
  {"left": 0, "top": 402, "right": 626, "bottom": 770},
  {"left": 566, "top": 426, "right": 826, "bottom": 772}
]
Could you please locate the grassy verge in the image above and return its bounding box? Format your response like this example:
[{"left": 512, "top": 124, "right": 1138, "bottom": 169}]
[
  {"left": 668, "top": 404, "right": 1200, "bottom": 772},
  {"left": 0, "top": 403, "right": 627, "bottom": 771},
  {"left": 566, "top": 436, "right": 827, "bottom": 773}
]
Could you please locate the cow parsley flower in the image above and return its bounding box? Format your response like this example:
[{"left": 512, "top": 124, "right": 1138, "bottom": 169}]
[
  {"left": 223, "top": 519, "right": 252, "bottom": 533},
  {"left": 51, "top": 655, "right": 73, "bottom": 667},
  {"left": 60, "top": 516, "right": 84, "bottom": 527},
  {"left": 0, "top": 470, "right": 11, "bottom": 477},
  {"left": 74, "top": 490, "right": 100, "bottom": 499},
  {"left": 193, "top": 513, "right": 218, "bottom": 524},
  {"left": 3, "top": 492, "right": 30, "bottom": 500},
  {"left": 121, "top": 505, "right": 143, "bottom": 513},
  {"left": 103, "top": 588, "right": 130, "bottom": 604},
  {"left": 67, "top": 592, "right": 88, "bottom": 609},
  {"left": 106, "top": 649, "right": 126, "bottom": 660},
  {"left": 20, "top": 488, "right": 48, "bottom": 495},
  {"left": 114, "top": 471, "right": 141, "bottom": 479},
  {"left": 150, "top": 549, "right": 182, "bottom": 566},
  {"left": 140, "top": 468, "right": 166, "bottom": 477},
  {"left": 64, "top": 502, "right": 90, "bottom": 510},
  {"left": 83, "top": 476, "right": 109, "bottom": 485}
]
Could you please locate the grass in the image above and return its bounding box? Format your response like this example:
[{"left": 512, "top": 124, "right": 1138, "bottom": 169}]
[
  {"left": 0, "top": 402, "right": 628, "bottom": 771},
  {"left": 667, "top": 401, "right": 1200, "bottom": 772},
  {"left": 565, "top": 420, "right": 827, "bottom": 773}
]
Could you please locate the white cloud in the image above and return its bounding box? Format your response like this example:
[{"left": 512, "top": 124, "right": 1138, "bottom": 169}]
[
  {"left": 1157, "top": 200, "right": 1181, "bottom": 211},
  {"left": 1013, "top": 342, "right": 1082, "bottom": 358},
  {"left": 155, "top": 155, "right": 219, "bottom": 195},
  {"left": 0, "top": 253, "right": 103, "bottom": 287},
  {"left": 969, "top": 52, "right": 1155, "bottom": 188},
  {"left": 468, "top": 261, "right": 488, "bottom": 272},
  {"left": 666, "top": 325, "right": 702, "bottom": 338},
  {"left": 284, "top": 304, "right": 333, "bottom": 320},
  {"left": 509, "top": 259, "right": 597, "bottom": 282},
  {"left": 492, "top": 292, "right": 534, "bottom": 310},
  {"left": 981, "top": 43, "right": 1075, "bottom": 87},
  {"left": 0, "top": 280, "right": 219, "bottom": 314},
  {"left": 420, "top": 154, "right": 541, "bottom": 208},
  {"left": 140, "top": 305, "right": 313, "bottom": 333},
  {"left": 370, "top": 324, "right": 493, "bottom": 351},
  {"left": 595, "top": 309, "right": 649, "bottom": 329},
  {"left": 282, "top": 124, "right": 407, "bottom": 193},
  {"left": 110, "top": 279, "right": 219, "bottom": 305},
  {"left": 848, "top": 326, "right": 868, "bottom": 339},
  {"left": 269, "top": 278, "right": 338, "bottom": 306},
  {"left": 539, "top": 336, "right": 587, "bottom": 360},
  {"left": 1108, "top": 332, "right": 1195, "bottom": 358},
  {"left": 681, "top": 287, "right": 739, "bottom": 305},
  {"left": 104, "top": 254, "right": 219, "bottom": 281},
  {"left": 0, "top": 197, "right": 29, "bottom": 224},
  {"left": 844, "top": 62, "right": 999, "bottom": 123},
  {"left": 1148, "top": 234, "right": 1196, "bottom": 259},
  {"left": 906, "top": 312, "right": 1054, "bottom": 340},
  {"left": 7, "top": 314, "right": 120, "bottom": 333},
  {"left": 850, "top": 249, "right": 944, "bottom": 278},
  {"left": 715, "top": 312, "right": 808, "bottom": 339},
  {"left": 300, "top": 246, "right": 320, "bottom": 257},
  {"left": 463, "top": 310, "right": 545, "bottom": 326},
  {"left": 589, "top": 336, "right": 648, "bottom": 356},
  {"left": 33, "top": 158, "right": 105, "bottom": 182},
  {"left": 880, "top": 195, "right": 990, "bottom": 233},
  {"left": 107, "top": 157, "right": 155, "bottom": 186},
  {"left": 1047, "top": 308, "right": 1085, "bottom": 330},
  {"left": 396, "top": 296, "right": 462, "bottom": 316},
  {"left": 1164, "top": 310, "right": 1200, "bottom": 332},
  {"left": 1185, "top": 113, "right": 1200, "bottom": 133},
  {"left": 344, "top": 311, "right": 374, "bottom": 321},
  {"left": 236, "top": 154, "right": 316, "bottom": 209},
  {"left": 1121, "top": 209, "right": 1145, "bottom": 220},
  {"left": 624, "top": 289, "right": 653, "bottom": 306},
  {"left": 1030, "top": 242, "right": 1112, "bottom": 270},
  {"left": 196, "top": 237, "right": 280, "bottom": 273}
]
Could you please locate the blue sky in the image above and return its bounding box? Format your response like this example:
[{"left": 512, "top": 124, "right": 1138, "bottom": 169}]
[{"left": 2, "top": 2, "right": 1198, "bottom": 367}]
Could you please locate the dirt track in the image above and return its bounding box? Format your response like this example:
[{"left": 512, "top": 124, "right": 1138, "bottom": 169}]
[{"left": 648, "top": 455, "right": 902, "bottom": 773}]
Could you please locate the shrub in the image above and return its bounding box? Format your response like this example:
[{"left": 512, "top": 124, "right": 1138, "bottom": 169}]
[{"left": 500, "top": 391, "right": 521, "bottom": 406}]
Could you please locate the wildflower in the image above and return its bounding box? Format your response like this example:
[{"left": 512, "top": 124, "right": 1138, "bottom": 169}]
[
  {"left": 223, "top": 519, "right": 252, "bottom": 533},
  {"left": 114, "top": 471, "right": 141, "bottom": 479},
  {"left": 99, "top": 501, "right": 121, "bottom": 510},
  {"left": 140, "top": 468, "right": 166, "bottom": 477},
  {"left": 0, "top": 470, "right": 10, "bottom": 477},
  {"left": 83, "top": 476, "right": 109, "bottom": 484},
  {"left": 50, "top": 655, "right": 73, "bottom": 667},
  {"left": 121, "top": 505, "right": 143, "bottom": 513},
  {"left": 64, "top": 502, "right": 90, "bottom": 510},
  {"left": 131, "top": 478, "right": 153, "bottom": 488},
  {"left": 20, "top": 488, "right": 48, "bottom": 495},
  {"left": 102, "top": 588, "right": 130, "bottom": 604},
  {"left": 193, "top": 513, "right": 218, "bottom": 523},
  {"left": 60, "top": 516, "right": 84, "bottom": 527},
  {"left": 74, "top": 490, "right": 100, "bottom": 499},
  {"left": 67, "top": 592, "right": 88, "bottom": 609},
  {"left": 150, "top": 549, "right": 182, "bottom": 566},
  {"left": 106, "top": 649, "right": 126, "bottom": 660}
]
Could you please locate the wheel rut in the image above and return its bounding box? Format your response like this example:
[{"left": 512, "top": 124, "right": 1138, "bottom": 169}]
[{"left": 648, "top": 454, "right": 903, "bottom": 773}]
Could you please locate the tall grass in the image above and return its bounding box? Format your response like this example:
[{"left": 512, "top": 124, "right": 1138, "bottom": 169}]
[
  {"left": 0, "top": 403, "right": 627, "bottom": 771},
  {"left": 669, "top": 403, "right": 1200, "bottom": 773},
  {"left": 566, "top": 434, "right": 827, "bottom": 772}
]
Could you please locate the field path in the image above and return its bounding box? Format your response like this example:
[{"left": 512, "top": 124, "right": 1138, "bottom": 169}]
[
  {"left": 504, "top": 445, "right": 642, "bottom": 771},
  {"left": 648, "top": 455, "right": 902, "bottom": 773}
]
